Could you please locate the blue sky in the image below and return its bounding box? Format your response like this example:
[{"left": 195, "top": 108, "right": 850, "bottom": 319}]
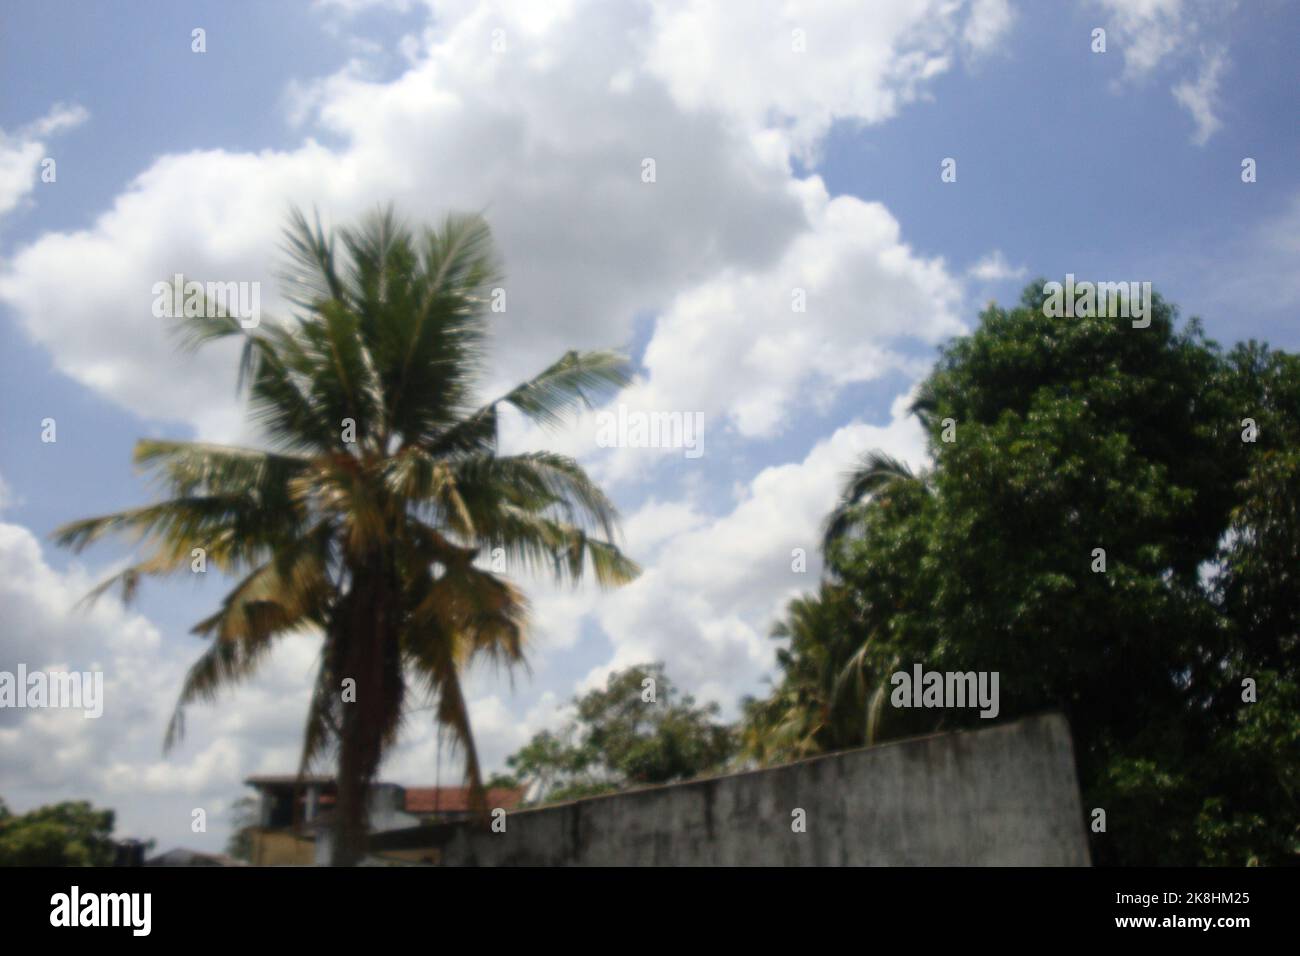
[{"left": 1, "top": 0, "right": 1297, "bottom": 854}]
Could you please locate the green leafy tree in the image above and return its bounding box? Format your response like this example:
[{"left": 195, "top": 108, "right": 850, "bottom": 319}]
[
  {"left": 224, "top": 795, "right": 260, "bottom": 862},
  {"left": 746, "top": 284, "right": 1300, "bottom": 865},
  {"left": 507, "top": 663, "right": 736, "bottom": 802},
  {"left": 0, "top": 799, "right": 117, "bottom": 867},
  {"left": 55, "top": 207, "right": 639, "bottom": 865}
]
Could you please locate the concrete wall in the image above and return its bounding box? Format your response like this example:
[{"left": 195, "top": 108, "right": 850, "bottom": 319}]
[
  {"left": 249, "top": 829, "right": 315, "bottom": 866},
  {"left": 438, "top": 713, "right": 1090, "bottom": 866}
]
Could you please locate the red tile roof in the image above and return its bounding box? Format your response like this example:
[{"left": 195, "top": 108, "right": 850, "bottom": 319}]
[{"left": 403, "top": 786, "right": 526, "bottom": 814}]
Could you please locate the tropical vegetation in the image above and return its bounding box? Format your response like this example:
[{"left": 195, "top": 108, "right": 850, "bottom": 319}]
[
  {"left": 741, "top": 283, "right": 1300, "bottom": 865},
  {"left": 55, "top": 207, "right": 640, "bottom": 865}
]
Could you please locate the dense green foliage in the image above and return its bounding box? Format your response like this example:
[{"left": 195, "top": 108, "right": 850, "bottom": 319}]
[
  {"left": 505, "top": 663, "right": 736, "bottom": 803},
  {"left": 739, "top": 583, "right": 863, "bottom": 763},
  {"left": 744, "top": 284, "right": 1300, "bottom": 865},
  {"left": 0, "top": 798, "right": 117, "bottom": 867}
]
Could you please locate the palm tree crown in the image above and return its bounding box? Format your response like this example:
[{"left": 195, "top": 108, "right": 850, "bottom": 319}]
[{"left": 55, "top": 207, "right": 639, "bottom": 864}]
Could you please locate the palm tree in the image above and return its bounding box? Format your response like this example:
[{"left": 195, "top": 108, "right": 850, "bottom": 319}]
[
  {"left": 54, "top": 207, "right": 640, "bottom": 865},
  {"left": 741, "top": 449, "right": 932, "bottom": 764},
  {"left": 740, "top": 584, "right": 870, "bottom": 763},
  {"left": 821, "top": 450, "right": 922, "bottom": 559},
  {"left": 822, "top": 449, "right": 939, "bottom": 741}
]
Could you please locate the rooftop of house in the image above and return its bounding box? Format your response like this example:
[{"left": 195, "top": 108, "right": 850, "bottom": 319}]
[
  {"left": 245, "top": 774, "right": 338, "bottom": 789},
  {"left": 145, "top": 847, "right": 246, "bottom": 867},
  {"left": 403, "top": 786, "right": 526, "bottom": 814},
  {"left": 245, "top": 775, "right": 526, "bottom": 815}
]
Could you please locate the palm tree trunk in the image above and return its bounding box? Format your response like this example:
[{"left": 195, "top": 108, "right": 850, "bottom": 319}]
[
  {"left": 332, "top": 702, "right": 373, "bottom": 867},
  {"left": 330, "top": 561, "right": 403, "bottom": 867}
]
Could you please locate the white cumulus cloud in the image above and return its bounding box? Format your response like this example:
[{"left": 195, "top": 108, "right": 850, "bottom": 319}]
[{"left": 0, "top": 103, "right": 87, "bottom": 222}]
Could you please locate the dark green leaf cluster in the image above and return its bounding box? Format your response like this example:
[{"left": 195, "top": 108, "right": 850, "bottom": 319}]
[{"left": 745, "top": 284, "right": 1300, "bottom": 865}]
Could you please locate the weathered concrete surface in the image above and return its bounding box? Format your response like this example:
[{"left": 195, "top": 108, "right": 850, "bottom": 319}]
[{"left": 439, "top": 713, "right": 1090, "bottom": 866}]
